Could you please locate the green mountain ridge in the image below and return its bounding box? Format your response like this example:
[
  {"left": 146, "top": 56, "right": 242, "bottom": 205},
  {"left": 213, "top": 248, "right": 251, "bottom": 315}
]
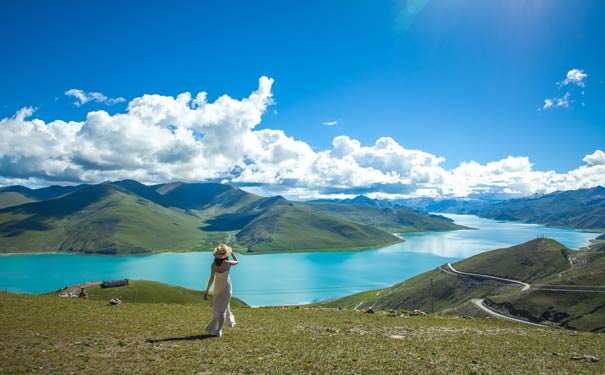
[
  {"left": 299, "top": 201, "right": 466, "bottom": 232},
  {"left": 0, "top": 180, "right": 459, "bottom": 255},
  {"left": 320, "top": 238, "right": 605, "bottom": 332}
]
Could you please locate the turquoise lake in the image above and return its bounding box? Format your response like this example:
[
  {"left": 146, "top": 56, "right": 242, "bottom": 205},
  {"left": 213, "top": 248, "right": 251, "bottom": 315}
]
[{"left": 0, "top": 214, "right": 598, "bottom": 306}]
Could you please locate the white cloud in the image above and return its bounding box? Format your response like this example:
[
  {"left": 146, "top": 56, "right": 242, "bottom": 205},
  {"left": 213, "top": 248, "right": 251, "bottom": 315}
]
[
  {"left": 65, "top": 89, "right": 126, "bottom": 107},
  {"left": 1, "top": 77, "right": 604, "bottom": 198},
  {"left": 323, "top": 120, "right": 338, "bottom": 126},
  {"left": 560, "top": 69, "right": 588, "bottom": 87},
  {"left": 542, "top": 92, "right": 570, "bottom": 109},
  {"left": 542, "top": 69, "right": 587, "bottom": 110},
  {"left": 583, "top": 150, "right": 605, "bottom": 166}
]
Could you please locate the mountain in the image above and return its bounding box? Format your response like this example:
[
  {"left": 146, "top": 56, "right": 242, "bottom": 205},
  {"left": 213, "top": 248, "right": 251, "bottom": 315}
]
[
  {"left": 395, "top": 197, "right": 492, "bottom": 214},
  {"left": 0, "top": 184, "right": 89, "bottom": 209},
  {"left": 0, "top": 182, "right": 212, "bottom": 254},
  {"left": 0, "top": 180, "right": 464, "bottom": 255},
  {"left": 309, "top": 195, "right": 397, "bottom": 209},
  {"left": 405, "top": 186, "right": 605, "bottom": 231},
  {"left": 321, "top": 238, "right": 605, "bottom": 331},
  {"left": 298, "top": 201, "right": 467, "bottom": 233}
]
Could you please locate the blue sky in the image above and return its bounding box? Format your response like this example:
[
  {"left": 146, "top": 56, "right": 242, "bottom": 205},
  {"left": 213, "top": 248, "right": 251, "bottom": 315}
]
[{"left": 0, "top": 1, "right": 604, "bottom": 198}]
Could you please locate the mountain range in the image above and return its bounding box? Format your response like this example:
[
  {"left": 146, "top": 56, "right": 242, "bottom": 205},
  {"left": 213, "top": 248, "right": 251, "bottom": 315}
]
[
  {"left": 0, "top": 180, "right": 463, "bottom": 255},
  {"left": 394, "top": 186, "right": 605, "bottom": 231}
]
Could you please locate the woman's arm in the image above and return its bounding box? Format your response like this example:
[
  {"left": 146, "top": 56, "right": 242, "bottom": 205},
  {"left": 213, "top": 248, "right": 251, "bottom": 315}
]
[
  {"left": 229, "top": 253, "right": 239, "bottom": 266},
  {"left": 204, "top": 265, "right": 215, "bottom": 300}
]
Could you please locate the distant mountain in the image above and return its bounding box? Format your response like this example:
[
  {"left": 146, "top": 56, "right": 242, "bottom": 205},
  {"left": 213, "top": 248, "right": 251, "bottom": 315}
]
[
  {"left": 0, "top": 180, "right": 462, "bottom": 255},
  {"left": 299, "top": 201, "right": 466, "bottom": 233},
  {"left": 321, "top": 238, "right": 605, "bottom": 331},
  {"left": 460, "top": 186, "right": 605, "bottom": 230},
  {"left": 396, "top": 186, "right": 605, "bottom": 231},
  {"left": 395, "top": 197, "right": 492, "bottom": 214},
  {"left": 309, "top": 195, "right": 397, "bottom": 209},
  {"left": 0, "top": 184, "right": 88, "bottom": 208}
]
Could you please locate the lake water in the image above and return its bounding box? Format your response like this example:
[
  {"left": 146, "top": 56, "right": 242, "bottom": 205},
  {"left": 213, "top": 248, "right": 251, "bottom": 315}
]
[{"left": 0, "top": 214, "right": 598, "bottom": 306}]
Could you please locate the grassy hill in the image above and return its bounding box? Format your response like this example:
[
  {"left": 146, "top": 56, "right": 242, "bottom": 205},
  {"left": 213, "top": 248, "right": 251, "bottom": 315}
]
[
  {"left": 0, "top": 183, "right": 224, "bottom": 254},
  {"left": 320, "top": 238, "right": 605, "bottom": 332},
  {"left": 299, "top": 201, "right": 467, "bottom": 233},
  {"left": 0, "top": 180, "right": 472, "bottom": 255},
  {"left": 0, "top": 191, "right": 34, "bottom": 209},
  {"left": 83, "top": 280, "right": 247, "bottom": 307},
  {"left": 0, "top": 184, "right": 88, "bottom": 209},
  {"left": 487, "top": 249, "right": 605, "bottom": 332},
  {"left": 2, "top": 292, "right": 604, "bottom": 374}
]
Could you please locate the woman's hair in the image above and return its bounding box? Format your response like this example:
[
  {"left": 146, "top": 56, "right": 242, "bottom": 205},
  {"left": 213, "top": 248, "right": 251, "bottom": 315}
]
[{"left": 213, "top": 257, "right": 228, "bottom": 267}]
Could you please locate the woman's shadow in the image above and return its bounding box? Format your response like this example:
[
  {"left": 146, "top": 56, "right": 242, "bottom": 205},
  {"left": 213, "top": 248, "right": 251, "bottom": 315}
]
[{"left": 146, "top": 334, "right": 216, "bottom": 343}]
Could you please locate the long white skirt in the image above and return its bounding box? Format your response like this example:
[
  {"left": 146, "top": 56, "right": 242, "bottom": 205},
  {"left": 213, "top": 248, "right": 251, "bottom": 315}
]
[{"left": 205, "top": 271, "right": 236, "bottom": 336}]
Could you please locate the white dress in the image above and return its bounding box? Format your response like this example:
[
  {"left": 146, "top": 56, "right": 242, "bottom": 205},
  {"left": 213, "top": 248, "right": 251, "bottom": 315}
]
[{"left": 205, "top": 270, "right": 236, "bottom": 336}]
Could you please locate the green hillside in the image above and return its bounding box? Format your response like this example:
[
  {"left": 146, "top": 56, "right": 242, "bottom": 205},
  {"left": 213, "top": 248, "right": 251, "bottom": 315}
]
[
  {"left": 454, "top": 238, "right": 572, "bottom": 283},
  {"left": 0, "top": 191, "right": 34, "bottom": 209},
  {"left": 321, "top": 238, "right": 605, "bottom": 331},
  {"left": 299, "top": 201, "right": 467, "bottom": 233},
  {"left": 84, "top": 280, "right": 247, "bottom": 307},
  {"left": 2, "top": 292, "right": 604, "bottom": 374},
  {"left": 487, "top": 249, "right": 605, "bottom": 331},
  {"left": 2, "top": 180, "right": 471, "bottom": 255},
  {"left": 0, "top": 183, "right": 227, "bottom": 254}
]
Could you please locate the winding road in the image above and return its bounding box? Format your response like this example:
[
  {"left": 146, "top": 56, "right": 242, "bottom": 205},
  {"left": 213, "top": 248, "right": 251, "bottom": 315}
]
[
  {"left": 444, "top": 262, "right": 545, "bottom": 327},
  {"left": 446, "top": 263, "right": 531, "bottom": 291}
]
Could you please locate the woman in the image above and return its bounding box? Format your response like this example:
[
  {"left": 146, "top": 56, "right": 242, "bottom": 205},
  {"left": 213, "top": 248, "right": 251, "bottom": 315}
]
[{"left": 204, "top": 244, "right": 238, "bottom": 337}]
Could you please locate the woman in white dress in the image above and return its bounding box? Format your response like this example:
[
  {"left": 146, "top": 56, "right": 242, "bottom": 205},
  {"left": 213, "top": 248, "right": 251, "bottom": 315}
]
[{"left": 204, "top": 244, "right": 238, "bottom": 337}]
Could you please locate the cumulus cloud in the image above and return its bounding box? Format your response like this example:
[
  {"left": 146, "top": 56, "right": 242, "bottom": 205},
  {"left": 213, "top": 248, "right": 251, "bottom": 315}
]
[
  {"left": 583, "top": 150, "right": 605, "bottom": 166},
  {"left": 1, "top": 77, "right": 603, "bottom": 198},
  {"left": 65, "top": 89, "right": 126, "bottom": 107}
]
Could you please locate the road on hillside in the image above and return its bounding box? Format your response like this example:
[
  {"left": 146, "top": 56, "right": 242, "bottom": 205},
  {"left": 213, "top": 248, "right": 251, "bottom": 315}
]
[
  {"left": 444, "top": 263, "right": 545, "bottom": 327},
  {"left": 446, "top": 263, "right": 531, "bottom": 291},
  {"left": 470, "top": 299, "right": 545, "bottom": 327},
  {"left": 444, "top": 262, "right": 605, "bottom": 327}
]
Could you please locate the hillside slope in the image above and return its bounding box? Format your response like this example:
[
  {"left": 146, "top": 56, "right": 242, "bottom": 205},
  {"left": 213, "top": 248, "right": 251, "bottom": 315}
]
[
  {"left": 0, "top": 183, "right": 217, "bottom": 254},
  {"left": 321, "top": 238, "right": 605, "bottom": 331},
  {"left": 2, "top": 292, "right": 604, "bottom": 374},
  {"left": 83, "top": 280, "right": 248, "bottom": 307}
]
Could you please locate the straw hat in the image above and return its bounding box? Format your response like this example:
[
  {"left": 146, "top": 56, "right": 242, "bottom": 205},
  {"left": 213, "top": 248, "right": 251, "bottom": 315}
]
[{"left": 212, "top": 244, "right": 232, "bottom": 259}]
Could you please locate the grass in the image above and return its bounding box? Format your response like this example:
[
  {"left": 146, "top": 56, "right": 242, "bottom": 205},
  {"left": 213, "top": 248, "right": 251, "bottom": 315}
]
[
  {"left": 83, "top": 280, "right": 247, "bottom": 308},
  {"left": 454, "top": 238, "right": 572, "bottom": 283},
  {"left": 1, "top": 292, "right": 605, "bottom": 375},
  {"left": 0, "top": 192, "right": 34, "bottom": 210}
]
